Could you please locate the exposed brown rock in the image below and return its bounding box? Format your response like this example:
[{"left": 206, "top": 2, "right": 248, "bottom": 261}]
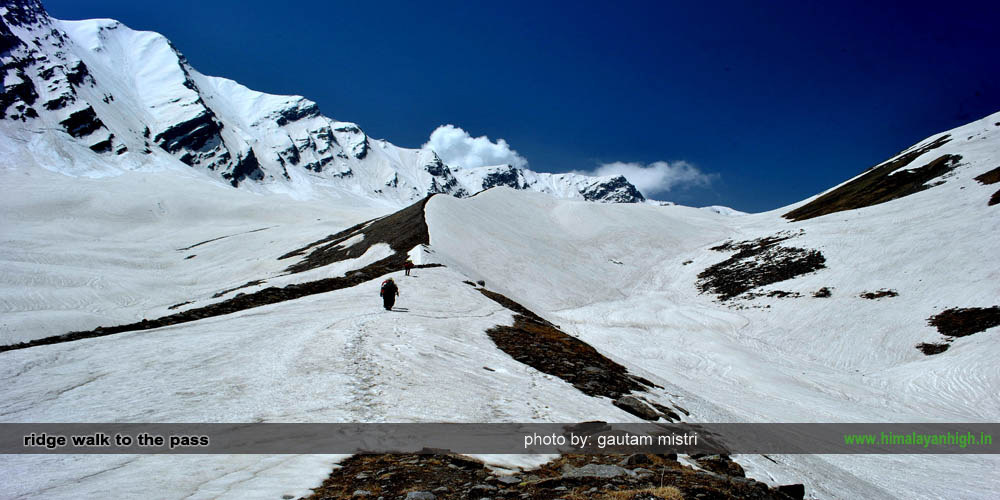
[
  {"left": 783, "top": 135, "right": 958, "bottom": 221},
  {"left": 305, "top": 454, "right": 802, "bottom": 500},
  {"left": 698, "top": 232, "right": 825, "bottom": 301}
]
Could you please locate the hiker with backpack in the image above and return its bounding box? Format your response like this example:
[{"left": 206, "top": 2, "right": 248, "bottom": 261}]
[
  {"left": 404, "top": 259, "right": 414, "bottom": 276},
  {"left": 380, "top": 278, "right": 399, "bottom": 310}
]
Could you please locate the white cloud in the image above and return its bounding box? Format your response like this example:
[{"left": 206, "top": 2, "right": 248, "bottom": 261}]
[
  {"left": 422, "top": 124, "right": 528, "bottom": 169},
  {"left": 578, "top": 160, "right": 716, "bottom": 196}
]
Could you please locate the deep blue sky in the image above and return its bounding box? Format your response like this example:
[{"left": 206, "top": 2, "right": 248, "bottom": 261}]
[{"left": 44, "top": 0, "right": 999, "bottom": 212}]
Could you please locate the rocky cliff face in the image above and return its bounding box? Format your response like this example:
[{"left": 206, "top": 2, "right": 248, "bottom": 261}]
[
  {"left": 1, "top": 0, "right": 118, "bottom": 156},
  {"left": 0, "top": 0, "right": 643, "bottom": 204}
]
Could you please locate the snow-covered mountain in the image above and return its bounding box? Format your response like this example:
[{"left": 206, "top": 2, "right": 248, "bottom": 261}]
[
  {"left": 2, "top": 101, "right": 998, "bottom": 498},
  {"left": 453, "top": 163, "right": 646, "bottom": 203},
  {"left": 3, "top": 1, "right": 1000, "bottom": 499},
  {"left": 0, "top": 0, "right": 644, "bottom": 205}
]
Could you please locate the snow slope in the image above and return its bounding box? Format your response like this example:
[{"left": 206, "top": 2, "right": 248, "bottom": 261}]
[
  {"left": 0, "top": 155, "right": 679, "bottom": 498},
  {"left": 0, "top": 167, "right": 667, "bottom": 498},
  {"left": 2, "top": 1, "right": 999, "bottom": 498},
  {"left": 424, "top": 113, "right": 1000, "bottom": 498},
  {"left": 1, "top": 111, "right": 998, "bottom": 499}
]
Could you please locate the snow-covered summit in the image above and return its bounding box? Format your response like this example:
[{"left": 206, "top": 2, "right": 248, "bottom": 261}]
[
  {"left": 0, "top": 0, "right": 644, "bottom": 205},
  {"left": 453, "top": 163, "right": 645, "bottom": 202}
]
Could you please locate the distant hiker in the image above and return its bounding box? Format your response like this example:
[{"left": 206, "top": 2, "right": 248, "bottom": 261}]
[
  {"left": 404, "top": 259, "right": 414, "bottom": 276},
  {"left": 380, "top": 278, "right": 399, "bottom": 310}
]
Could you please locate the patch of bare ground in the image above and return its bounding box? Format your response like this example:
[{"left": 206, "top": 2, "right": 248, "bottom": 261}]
[
  {"left": 478, "top": 294, "right": 649, "bottom": 399},
  {"left": 973, "top": 167, "right": 1000, "bottom": 206},
  {"left": 917, "top": 306, "right": 1000, "bottom": 355},
  {"left": 812, "top": 287, "right": 832, "bottom": 298},
  {"left": 211, "top": 279, "right": 264, "bottom": 298},
  {"left": 305, "top": 453, "right": 804, "bottom": 500},
  {"left": 975, "top": 166, "right": 1000, "bottom": 185},
  {"left": 859, "top": 289, "right": 898, "bottom": 300},
  {"left": 783, "top": 135, "right": 960, "bottom": 221},
  {"left": 916, "top": 342, "right": 950, "bottom": 355},
  {"left": 279, "top": 196, "right": 432, "bottom": 274},
  {"left": 477, "top": 288, "right": 690, "bottom": 422},
  {"left": 0, "top": 198, "right": 440, "bottom": 353},
  {"left": 697, "top": 232, "right": 825, "bottom": 301},
  {"left": 742, "top": 290, "right": 802, "bottom": 300},
  {"left": 928, "top": 306, "right": 1000, "bottom": 337}
]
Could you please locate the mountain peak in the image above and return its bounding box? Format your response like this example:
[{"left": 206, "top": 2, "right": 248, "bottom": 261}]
[{"left": 0, "top": 6, "right": 646, "bottom": 206}]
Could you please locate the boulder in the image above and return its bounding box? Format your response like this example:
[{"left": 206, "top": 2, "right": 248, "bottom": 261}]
[{"left": 613, "top": 396, "right": 660, "bottom": 421}]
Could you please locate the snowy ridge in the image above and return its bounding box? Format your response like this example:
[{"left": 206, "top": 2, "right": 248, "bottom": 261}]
[
  {"left": 2, "top": 0, "right": 1000, "bottom": 498},
  {"left": 0, "top": 0, "right": 644, "bottom": 205},
  {"left": 453, "top": 163, "right": 646, "bottom": 203},
  {"left": 2, "top": 109, "right": 998, "bottom": 498}
]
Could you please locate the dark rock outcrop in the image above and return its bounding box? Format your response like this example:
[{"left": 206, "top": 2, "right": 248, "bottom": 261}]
[
  {"left": 272, "top": 100, "right": 320, "bottom": 126},
  {"left": 918, "top": 306, "right": 1000, "bottom": 355},
  {"left": 928, "top": 306, "right": 1000, "bottom": 338},
  {"left": 613, "top": 396, "right": 660, "bottom": 421},
  {"left": 478, "top": 288, "right": 660, "bottom": 401},
  {"left": 223, "top": 149, "right": 265, "bottom": 187},
  {"left": 698, "top": 232, "right": 826, "bottom": 301},
  {"left": 305, "top": 454, "right": 803, "bottom": 500},
  {"left": 65, "top": 60, "right": 92, "bottom": 86},
  {"left": 89, "top": 136, "right": 113, "bottom": 153},
  {"left": 424, "top": 156, "right": 467, "bottom": 196},
  {"left": 582, "top": 175, "right": 646, "bottom": 203},
  {"left": 59, "top": 106, "right": 105, "bottom": 137},
  {"left": 481, "top": 165, "right": 528, "bottom": 190},
  {"left": 784, "top": 135, "right": 959, "bottom": 221},
  {"left": 1, "top": 0, "right": 48, "bottom": 28},
  {"left": 0, "top": 69, "right": 38, "bottom": 119},
  {"left": 154, "top": 110, "right": 224, "bottom": 155}
]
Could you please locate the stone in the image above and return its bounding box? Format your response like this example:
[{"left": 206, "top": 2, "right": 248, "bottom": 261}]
[
  {"left": 776, "top": 484, "right": 805, "bottom": 499},
  {"left": 696, "top": 455, "right": 745, "bottom": 477},
  {"left": 469, "top": 484, "right": 497, "bottom": 495},
  {"left": 619, "top": 453, "right": 652, "bottom": 466},
  {"left": 613, "top": 395, "right": 660, "bottom": 421},
  {"left": 561, "top": 464, "right": 632, "bottom": 479},
  {"left": 404, "top": 492, "right": 436, "bottom": 500}
]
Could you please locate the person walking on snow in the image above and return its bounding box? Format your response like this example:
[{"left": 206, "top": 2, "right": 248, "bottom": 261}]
[
  {"left": 380, "top": 278, "right": 399, "bottom": 310},
  {"left": 404, "top": 259, "right": 414, "bottom": 276}
]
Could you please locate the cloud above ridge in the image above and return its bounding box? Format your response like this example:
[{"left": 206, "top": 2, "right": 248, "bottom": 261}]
[
  {"left": 422, "top": 124, "right": 528, "bottom": 169},
  {"left": 576, "top": 160, "right": 716, "bottom": 197}
]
